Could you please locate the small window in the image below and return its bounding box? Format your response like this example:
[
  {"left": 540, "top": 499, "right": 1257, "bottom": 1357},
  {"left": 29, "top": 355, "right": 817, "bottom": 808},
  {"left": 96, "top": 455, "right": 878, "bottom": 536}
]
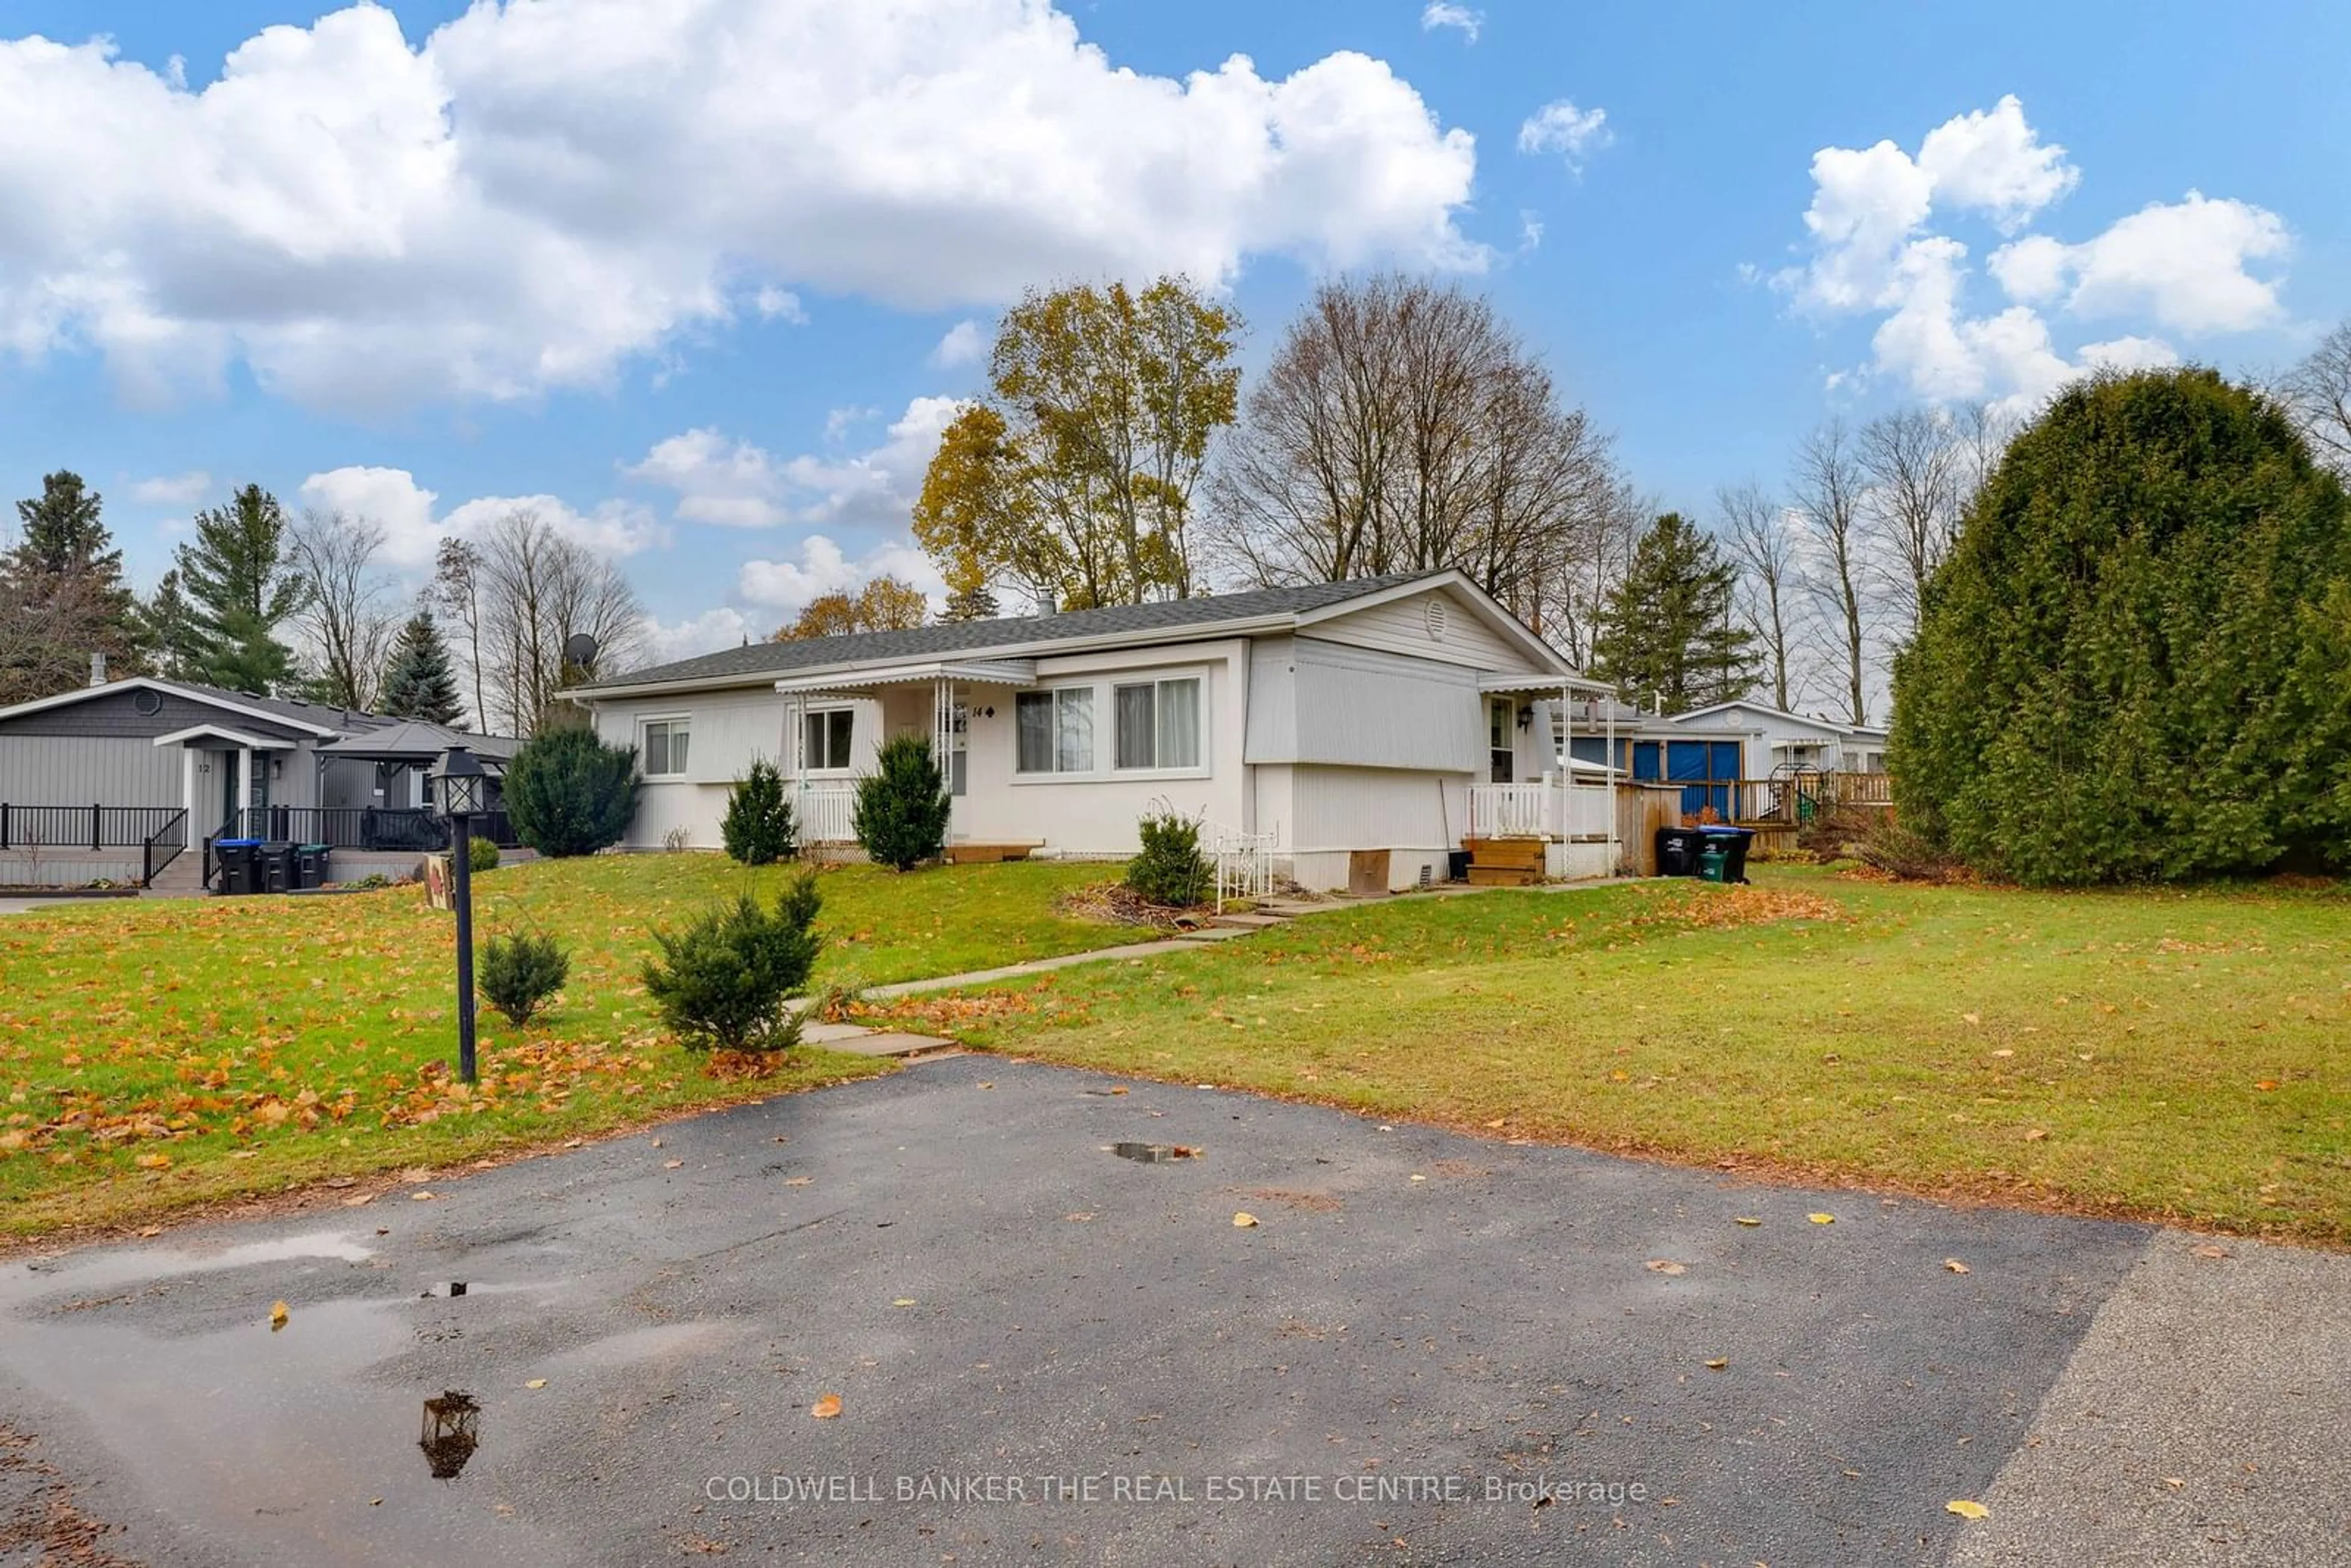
[
  {"left": 1016, "top": 688, "right": 1094, "bottom": 774},
  {"left": 803, "top": 710, "right": 855, "bottom": 771},
  {"left": 643, "top": 718, "right": 691, "bottom": 778},
  {"left": 1114, "top": 677, "right": 1201, "bottom": 770}
]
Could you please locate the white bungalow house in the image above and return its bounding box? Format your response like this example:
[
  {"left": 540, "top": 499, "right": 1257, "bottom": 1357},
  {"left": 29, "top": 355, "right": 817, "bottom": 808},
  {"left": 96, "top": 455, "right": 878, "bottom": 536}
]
[{"left": 563, "top": 572, "right": 1624, "bottom": 892}]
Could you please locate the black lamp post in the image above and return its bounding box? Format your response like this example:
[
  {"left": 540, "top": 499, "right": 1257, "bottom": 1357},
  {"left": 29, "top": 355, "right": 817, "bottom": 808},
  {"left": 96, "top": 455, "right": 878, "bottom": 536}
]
[{"left": 428, "top": 746, "right": 487, "bottom": 1086}]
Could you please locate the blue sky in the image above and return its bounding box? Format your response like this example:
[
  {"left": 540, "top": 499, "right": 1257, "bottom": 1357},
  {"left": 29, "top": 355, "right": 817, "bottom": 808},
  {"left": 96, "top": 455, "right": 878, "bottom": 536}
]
[{"left": 2, "top": 0, "right": 2344, "bottom": 661}]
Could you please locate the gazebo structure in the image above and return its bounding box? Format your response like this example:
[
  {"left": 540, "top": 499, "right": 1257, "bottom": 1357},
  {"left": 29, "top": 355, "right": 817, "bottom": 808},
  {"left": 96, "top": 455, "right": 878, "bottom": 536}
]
[{"left": 293, "top": 722, "right": 523, "bottom": 850}]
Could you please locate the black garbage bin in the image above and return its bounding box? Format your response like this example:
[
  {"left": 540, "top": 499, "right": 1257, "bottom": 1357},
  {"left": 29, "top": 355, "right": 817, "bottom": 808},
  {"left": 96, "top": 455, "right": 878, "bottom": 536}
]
[
  {"left": 1655, "top": 827, "right": 1701, "bottom": 877},
  {"left": 214, "top": 838, "right": 261, "bottom": 895},
  {"left": 259, "top": 842, "right": 296, "bottom": 895},
  {"left": 1699, "top": 825, "right": 1756, "bottom": 884},
  {"left": 295, "top": 843, "right": 330, "bottom": 890}
]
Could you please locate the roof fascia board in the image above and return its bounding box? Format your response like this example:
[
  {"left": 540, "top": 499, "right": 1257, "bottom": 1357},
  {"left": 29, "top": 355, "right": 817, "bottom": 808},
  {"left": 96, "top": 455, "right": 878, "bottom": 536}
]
[{"left": 0, "top": 677, "right": 343, "bottom": 737}]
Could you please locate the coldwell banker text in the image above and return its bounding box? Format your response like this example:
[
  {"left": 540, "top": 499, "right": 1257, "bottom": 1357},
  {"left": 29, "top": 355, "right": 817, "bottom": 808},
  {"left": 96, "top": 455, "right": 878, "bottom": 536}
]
[{"left": 705, "top": 1474, "right": 1648, "bottom": 1507}]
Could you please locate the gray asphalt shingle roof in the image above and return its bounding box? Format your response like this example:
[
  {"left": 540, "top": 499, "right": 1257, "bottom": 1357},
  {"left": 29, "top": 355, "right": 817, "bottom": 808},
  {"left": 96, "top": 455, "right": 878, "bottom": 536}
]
[
  {"left": 585, "top": 574, "right": 1445, "bottom": 692},
  {"left": 157, "top": 680, "right": 402, "bottom": 734}
]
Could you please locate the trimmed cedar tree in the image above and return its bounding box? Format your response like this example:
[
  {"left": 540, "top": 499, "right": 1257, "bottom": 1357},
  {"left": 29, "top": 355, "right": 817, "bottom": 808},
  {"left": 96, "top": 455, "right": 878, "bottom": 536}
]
[
  {"left": 1890, "top": 368, "right": 2351, "bottom": 885},
  {"left": 504, "top": 727, "right": 640, "bottom": 858},
  {"left": 852, "top": 733, "right": 951, "bottom": 871}
]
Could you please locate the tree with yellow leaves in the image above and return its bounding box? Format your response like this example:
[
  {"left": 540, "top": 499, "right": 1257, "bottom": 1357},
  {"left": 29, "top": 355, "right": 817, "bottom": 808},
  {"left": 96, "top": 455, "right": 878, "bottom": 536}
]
[
  {"left": 771, "top": 574, "right": 931, "bottom": 642},
  {"left": 913, "top": 277, "right": 1240, "bottom": 610}
]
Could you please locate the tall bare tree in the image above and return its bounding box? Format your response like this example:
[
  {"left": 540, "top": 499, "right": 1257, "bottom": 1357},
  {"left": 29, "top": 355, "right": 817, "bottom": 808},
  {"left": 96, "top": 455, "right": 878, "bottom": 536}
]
[
  {"left": 1716, "top": 481, "right": 1804, "bottom": 712},
  {"left": 1790, "top": 419, "right": 1872, "bottom": 725},
  {"left": 470, "top": 509, "right": 647, "bottom": 735},
  {"left": 433, "top": 538, "right": 488, "bottom": 729},
  {"left": 1856, "top": 407, "right": 1963, "bottom": 638},
  {"left": 2284, "top": 318, "right": 2351, "bottom": 478},
  {"left": 1204, "top": 273, "right": 1616, "bottom": 639},
  {"left": 287, "top": 509, "right": 398, "bottom": 711}
]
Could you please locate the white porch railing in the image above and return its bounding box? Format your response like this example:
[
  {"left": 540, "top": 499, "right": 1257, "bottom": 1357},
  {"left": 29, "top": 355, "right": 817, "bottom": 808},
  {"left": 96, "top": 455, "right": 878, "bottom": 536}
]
[
  {"left": 1466, "top": 781, "right": 1614, "bottom": 841},
  {"left": 1205, "top": 822, "right": 1276, "bottom": 911},
  {"left": 797, "top": 780, "right": 857, "bottom": 844}
]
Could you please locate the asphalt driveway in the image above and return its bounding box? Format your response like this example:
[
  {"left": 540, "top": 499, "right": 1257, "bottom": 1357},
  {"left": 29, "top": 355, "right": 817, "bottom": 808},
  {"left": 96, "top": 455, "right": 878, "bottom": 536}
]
[{"left": 3, "top": 1056, "right": 2344, "bottom": 1566}]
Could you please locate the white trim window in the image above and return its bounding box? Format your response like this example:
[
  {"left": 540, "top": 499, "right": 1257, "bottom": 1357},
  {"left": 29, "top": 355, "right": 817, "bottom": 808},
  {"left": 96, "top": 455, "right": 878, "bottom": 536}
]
[
  {"left": 802, "top": 708, "right": 855, "bottom": 773},
  {"left": 642, "top": 716, "right": 691, "bottom": 778},
  {"left": 1015, "top": 688, "right": 1095, "bottom": 775},
  {"left": 1112, "top": 676, "right": 1202, "bottom": 771}
]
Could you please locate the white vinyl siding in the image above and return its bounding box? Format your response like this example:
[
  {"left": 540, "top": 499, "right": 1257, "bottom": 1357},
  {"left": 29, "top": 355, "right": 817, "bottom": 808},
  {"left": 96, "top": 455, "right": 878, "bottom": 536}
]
[
  {"left": 1247, "top": 637, "right": 1484, "bottom": 773},
  {"left": 642, "top": 718, "right": 691, "bottom": 777},
  {"left": 1307, "top": 588, "right": 1536, "bottom": 672}
]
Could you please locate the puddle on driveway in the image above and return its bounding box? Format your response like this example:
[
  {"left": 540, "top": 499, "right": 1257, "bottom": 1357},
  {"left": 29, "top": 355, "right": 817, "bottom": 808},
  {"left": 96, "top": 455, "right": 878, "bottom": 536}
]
[
  {"left": 1112, "top": 1142, "right": 1199, "bottom": 1164},
  {"left": 2, "top": 1229, "right": 375, "bottom": 1308},
  {"left": 0, "top": 1233, "right": 576, "bottom": 1566}
]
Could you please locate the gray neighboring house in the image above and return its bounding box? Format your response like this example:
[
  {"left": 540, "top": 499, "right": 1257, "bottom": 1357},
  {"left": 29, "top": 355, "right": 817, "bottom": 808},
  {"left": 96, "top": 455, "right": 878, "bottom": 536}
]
[{"left": 0, "top": 675, "right": 517, "bottom": 890}]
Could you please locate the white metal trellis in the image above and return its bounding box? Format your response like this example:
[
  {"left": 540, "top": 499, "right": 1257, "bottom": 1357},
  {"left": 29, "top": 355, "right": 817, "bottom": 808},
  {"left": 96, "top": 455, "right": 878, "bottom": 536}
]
[{"left": 1205, "top": 822, "right": 1275, "bottom": 913}]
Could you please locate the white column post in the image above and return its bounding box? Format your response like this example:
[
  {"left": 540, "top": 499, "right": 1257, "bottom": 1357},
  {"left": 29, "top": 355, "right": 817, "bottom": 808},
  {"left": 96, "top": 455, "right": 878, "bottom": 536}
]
[
  {"left": 236, "top": 748, "right": 253, "bottom": 827},
  {"left": 182, "top": 746, "right": 198, "bottom": 830}
]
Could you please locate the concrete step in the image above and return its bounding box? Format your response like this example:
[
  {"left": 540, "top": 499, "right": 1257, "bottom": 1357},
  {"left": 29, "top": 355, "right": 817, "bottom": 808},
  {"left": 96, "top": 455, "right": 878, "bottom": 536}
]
[{"left": 1208, "top": 911, "right": 1289, "bottom": 929}]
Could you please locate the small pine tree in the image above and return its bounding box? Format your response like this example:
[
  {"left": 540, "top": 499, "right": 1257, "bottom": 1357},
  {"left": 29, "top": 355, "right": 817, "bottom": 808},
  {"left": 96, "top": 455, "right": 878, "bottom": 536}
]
[
  {"left": 504, "top": 727, "right": 640, "bottom": 857},
  {"left": 478, "top": 930, "right": 569, "bottom": 1027},
  {"left": 380, "top": 609, "right": 467, "bottom": 724},
  {"left": 1590, "top": 513, "right": 1757, "bottom": 714},
  {"left": 721, "top": 759, "right": 798, "bottom": 865},
  {"left": 852, "top": 734, "right": 951, "bottom": 871},
  {"left": 642, "top": 875, "right": 824, "bottom": 1052},
  {"left": 940, "top": 583, "right": 1000, "bottom": 623},
  {"left": 1125, "top": 806, "right": 1212, "bottom": 906}
]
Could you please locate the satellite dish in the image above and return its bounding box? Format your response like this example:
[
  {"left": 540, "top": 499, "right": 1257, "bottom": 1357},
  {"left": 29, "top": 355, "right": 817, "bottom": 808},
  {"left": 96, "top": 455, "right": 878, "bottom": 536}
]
[{"left": 563, "top": 632, "right": 600, "bottom": 673}]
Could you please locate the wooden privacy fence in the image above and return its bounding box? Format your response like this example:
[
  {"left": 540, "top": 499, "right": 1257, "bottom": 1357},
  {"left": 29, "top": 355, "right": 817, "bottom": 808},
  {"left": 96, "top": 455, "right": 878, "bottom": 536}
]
[{"left": 1613, "top": 784, "right": 1685, "bottom": 877}]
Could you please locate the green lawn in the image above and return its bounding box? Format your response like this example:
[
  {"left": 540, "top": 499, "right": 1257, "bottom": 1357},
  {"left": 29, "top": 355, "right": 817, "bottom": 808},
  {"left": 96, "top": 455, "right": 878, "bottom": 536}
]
[
  {"left": 898, "top": 869, "right": 2351, "bottom": 1244},
  {"left": 0, "top": 855, "right": 1133, "bottom": 1239}
]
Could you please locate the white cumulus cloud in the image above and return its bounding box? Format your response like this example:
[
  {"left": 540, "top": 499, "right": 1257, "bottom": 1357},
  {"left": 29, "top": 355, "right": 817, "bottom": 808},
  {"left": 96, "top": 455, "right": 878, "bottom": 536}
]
[
  {"left": 737, "top": 535, "right": 945, "bottom": 614},
  {"left": 1775, "top": 96, "right": 2287, "bottom": 411},
  {"left": 1517, "top": 100, "right": 1611, "bottom": 171},
  {"left": 1420, "top": 4, "right": 1483, "bottom": 43},
  {"left": 626, "top": 396, "right": 963, "bottom": 538},
  {"left": 637, "top": 606, "right": 762, "bottom": 664},
  {"left": 931, "top": 320, "right": 986, "bottom": 369},
  {"left": 129, "top": 470, "right": 212, "bottom": 505},
  {"left": 299, "top": 465, "right": 665, "bottom": 571},
  {"left": 0, "top": 1, "right": 1480, "bottom": 411}
]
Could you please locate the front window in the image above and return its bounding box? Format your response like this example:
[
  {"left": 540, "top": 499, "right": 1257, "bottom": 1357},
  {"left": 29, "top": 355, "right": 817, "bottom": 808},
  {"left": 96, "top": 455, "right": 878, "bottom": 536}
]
[
  {"left": 1016, "top": 688, "right": 1095, "bottom": 774},
  {"left": 1113, "top": 677, "right": 1202, "bottom": 770},
  {"left": 803, "top": 709, "right": 855, "bottom": 771},
  {"left": 643, "top": 718, "right": 691, "bottom": 777}
]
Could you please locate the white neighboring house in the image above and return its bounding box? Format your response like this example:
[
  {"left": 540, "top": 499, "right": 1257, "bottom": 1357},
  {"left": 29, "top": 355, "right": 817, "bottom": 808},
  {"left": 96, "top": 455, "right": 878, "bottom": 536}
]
[
  {"left": 563, "top": 572, "right": 1623, "bottom": 891},
  {"left": 1660, "top": 700, "right": 1890, "bottom": 780}
]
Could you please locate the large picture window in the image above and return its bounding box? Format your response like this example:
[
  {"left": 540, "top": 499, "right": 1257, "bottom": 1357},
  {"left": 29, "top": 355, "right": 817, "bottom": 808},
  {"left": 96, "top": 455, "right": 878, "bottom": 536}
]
[
  {"left": 1016, "top": 688, "right": 1094, "bottom": 774},
  {"left": 803, "top": 709, "right": 855, "bottom": 771},
  {"left": 1114, "top": 677, "right": 1202, "bottom": 771},
  {"left": 643, "top": 718, "right": 691, "bottom": 778}
]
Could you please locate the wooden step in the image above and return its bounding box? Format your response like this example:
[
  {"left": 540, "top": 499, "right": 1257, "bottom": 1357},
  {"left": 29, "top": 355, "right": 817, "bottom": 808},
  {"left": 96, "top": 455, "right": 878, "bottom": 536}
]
[
  {"left": 945, "top": 842, "right": 1042, "bottom": 865},
  {"left": 1465, "top": 864, "right": 1542, "bottom": 888},
  {"left": 1461, "top": 836, "right": 1545, "bottom": 872}
]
